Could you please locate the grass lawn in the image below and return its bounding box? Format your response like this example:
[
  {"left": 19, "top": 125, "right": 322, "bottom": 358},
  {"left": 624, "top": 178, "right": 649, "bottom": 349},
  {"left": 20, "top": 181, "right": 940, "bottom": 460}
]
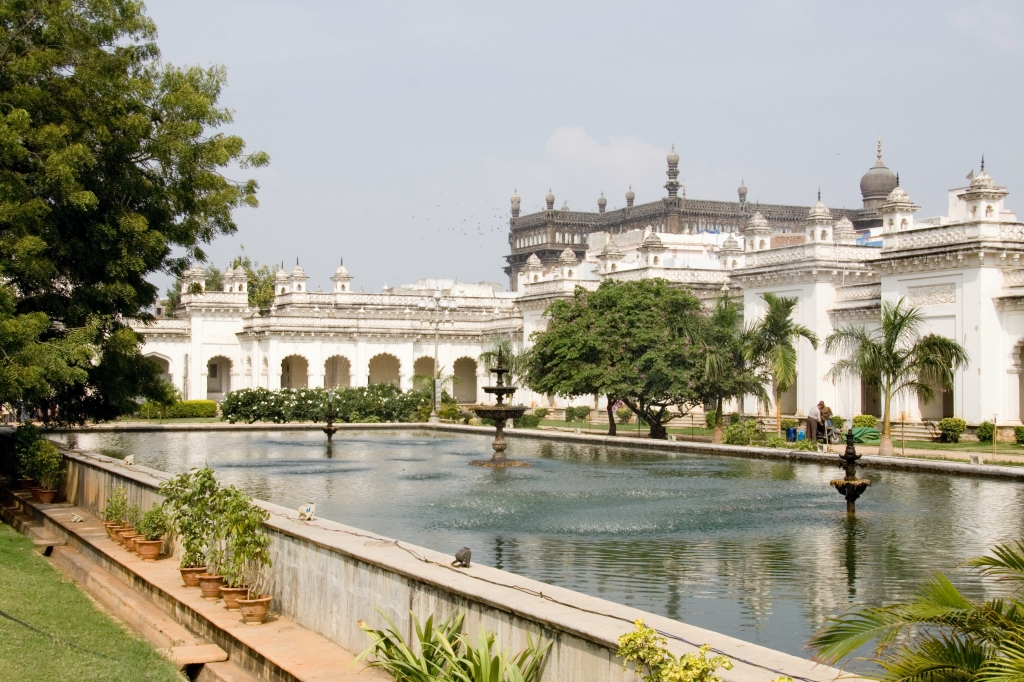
[
  {"left": 0, "top": 522, "right": 184, "bottom": 682},
  {"left": 119, "top": 417, "right": 221, "bottom": 424},
  {"left": 891, "top": 439, "right": 1024, "bottom": 455},
  {"left": 538, "top": 420, "right": 714, "bottom": 437}
]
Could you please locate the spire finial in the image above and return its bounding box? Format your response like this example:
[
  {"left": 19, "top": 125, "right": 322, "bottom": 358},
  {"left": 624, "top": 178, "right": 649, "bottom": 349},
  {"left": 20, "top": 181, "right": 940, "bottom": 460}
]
[
  {"left": 981, "top": 155, "right": 985, "bottom": 172},
  {"left": 296, "top": 257, "right": 299, "bottom": 265},
  {"left": 877, "top": 135, "right": 882, "bottom": 161},
  {"left": 896, "top": 173, "right": 900, "bottom": 187},
  {"left": 340, "top": 257, "right": 343, "bottom": 266},
  {"left": 818, "top": 187, "right": 821, "bottom": 201}
]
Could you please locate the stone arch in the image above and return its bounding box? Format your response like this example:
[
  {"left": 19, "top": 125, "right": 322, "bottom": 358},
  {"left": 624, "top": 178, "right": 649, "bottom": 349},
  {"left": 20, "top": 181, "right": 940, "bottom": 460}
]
[
  {"left": 145, "top": 353, "right": 172, "bottom": 384},
  {"left": 207, "top": 355, "right": 232, "bottom": 399},
  {"left": 413, "top": 356, "right": 435, "bottom": 390},
  {"left": 281, "top": 355, "right": 309, "bottom": 389},
  {"left": 324, "top": 355, "right": 351, "bottom": 388},
  {"left": 368, "top": 353, "right": 401, "bottom": 386},
  {"left": 453, "top": 357, "right": 477, "bottom": 403},
  {"left": 821, "top": 229, "right": 828, "bottom": 241}
]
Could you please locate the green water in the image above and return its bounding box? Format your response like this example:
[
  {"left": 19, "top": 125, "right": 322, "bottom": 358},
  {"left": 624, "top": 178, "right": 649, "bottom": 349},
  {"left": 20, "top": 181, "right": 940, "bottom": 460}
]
[{"left": 67, "top": 429, "right": 1024, "bottom": 659}]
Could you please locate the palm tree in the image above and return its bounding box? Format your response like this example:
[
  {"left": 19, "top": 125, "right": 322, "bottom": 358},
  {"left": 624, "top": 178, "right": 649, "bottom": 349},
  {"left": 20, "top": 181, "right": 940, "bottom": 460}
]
[
  {"left": 745, "top": 293, "right": 819, "bottom": 436},
  {"left": 825, "top": 297, "right": 969, "bottom": 457},
  {"left": 811, "top": 539, "right": 1024, "bottom": 682},
  {"left": 478, "top": 334, "right": 527, "bottom": 386},
  {"left": 701, "top": 294, "right": 770, "bottom": 443}
]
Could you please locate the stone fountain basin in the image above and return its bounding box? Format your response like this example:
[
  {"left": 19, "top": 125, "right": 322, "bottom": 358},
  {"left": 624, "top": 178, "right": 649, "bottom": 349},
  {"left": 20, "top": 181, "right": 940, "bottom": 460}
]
[{"left": 471, "top": 406, "right": 528, "bottom": 421}]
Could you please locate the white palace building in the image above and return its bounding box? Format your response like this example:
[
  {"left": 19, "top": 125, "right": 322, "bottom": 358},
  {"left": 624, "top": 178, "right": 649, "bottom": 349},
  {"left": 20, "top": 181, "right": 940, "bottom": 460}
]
[{"left": 137, "top": 146, "right": 1024, "bottom": 427}]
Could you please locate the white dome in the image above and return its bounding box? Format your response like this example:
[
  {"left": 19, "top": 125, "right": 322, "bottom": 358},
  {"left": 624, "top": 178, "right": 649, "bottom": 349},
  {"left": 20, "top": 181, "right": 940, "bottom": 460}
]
[{"left": 745, "top": 211, "right": 770, "bottom": 233}]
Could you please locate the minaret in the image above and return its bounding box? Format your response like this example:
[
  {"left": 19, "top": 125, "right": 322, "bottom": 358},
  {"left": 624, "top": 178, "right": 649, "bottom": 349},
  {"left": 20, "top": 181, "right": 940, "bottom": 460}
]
[
  {"left": 664, "top": 145, "right": 681, "bottom": 197},
  {"left": 510, "top": 189, "right": 520, "bottom": 218},
  {"left": 625, "top": 186, "right": 635, "bottom": 208},
  {"left": 597, "top": 192, "right": 607, "bottom": 213},
  {"left": 545, "top": 189, "right": 555, "bottom": 211}
]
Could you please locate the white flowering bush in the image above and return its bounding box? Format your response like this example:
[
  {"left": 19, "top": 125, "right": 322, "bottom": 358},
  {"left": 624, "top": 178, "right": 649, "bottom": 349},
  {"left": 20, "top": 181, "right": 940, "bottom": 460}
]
[{"left": 221, "top": 385, "right": 430, "bottom": 424}]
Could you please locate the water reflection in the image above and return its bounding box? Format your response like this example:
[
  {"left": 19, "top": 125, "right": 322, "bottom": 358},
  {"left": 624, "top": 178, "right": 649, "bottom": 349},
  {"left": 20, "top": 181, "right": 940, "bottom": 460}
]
[{"left": 67, "top": 429, "right": 1024, "bottom": 658}]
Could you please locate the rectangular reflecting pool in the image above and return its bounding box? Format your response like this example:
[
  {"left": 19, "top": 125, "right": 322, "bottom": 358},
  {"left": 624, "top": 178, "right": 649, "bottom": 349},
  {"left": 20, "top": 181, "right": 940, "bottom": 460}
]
[{"left": 66, "top": 428, "right": 1024, "bottom": 658}]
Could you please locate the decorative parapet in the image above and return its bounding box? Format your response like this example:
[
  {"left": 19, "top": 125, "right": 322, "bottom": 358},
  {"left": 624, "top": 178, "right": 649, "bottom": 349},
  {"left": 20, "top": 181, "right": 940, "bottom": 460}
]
[
  {"left": 1004, "top": 269, "right": 1024, "bottom": 288},
  {"left": 602, "top": 267, "right": 729, "bottom": 285},
  {"left": 881, "top": 221, "right": 1024, "bottom": 253},
  {"left": 180, "top": 291, "right": 249, "bottom": 307},
  {"left": 130, "top": 318, "right": 191, "bottom": 336},
  {"left": 835, "top": 284, "right": 881, "bottom": 302},
  {"left": 745, "top": 243, "right": 879, "bottom": 269},
  {"left": 520, "top": 279, "right": 598, "bottom": 298}
]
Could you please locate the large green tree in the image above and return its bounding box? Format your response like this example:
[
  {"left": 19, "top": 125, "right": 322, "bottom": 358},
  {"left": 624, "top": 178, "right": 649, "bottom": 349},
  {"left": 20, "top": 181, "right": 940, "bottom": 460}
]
[
  {"left": 745, "top": 293, "right": 819, "bottom": 436},
  {"left": 526, "top": 279, "right": 705, "bottom": 439},
  {"left": 0, "top": 0, "right": 267, "bottom": 421},
  {"left": 696, "top": 294, "right": 770, "bottom": 444},
  {"left": 825, "top": 298, "right": 969, "bottom": 457}
]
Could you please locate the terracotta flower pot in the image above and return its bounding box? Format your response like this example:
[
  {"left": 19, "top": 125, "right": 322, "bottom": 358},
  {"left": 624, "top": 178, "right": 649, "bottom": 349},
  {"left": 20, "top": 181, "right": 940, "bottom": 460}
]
[
  {"left": 124, "top": 534, "right": 141, "bottom": 553},
  {"left": 108, "top": 525, "right": 128, "bottom": 541},
  {"left": 116, "top": 528, "right": 135, "bottom": 546},
  {"left": 17, "top": 478, "right": 36, "bottom": 490},
  {"left": 197, "top": 574, "right": 224, "bottom": 599},
  {"left": 237, "top": 595, "right": 272, "bottom": 625},
  {"left": 136, "top": 539, "right": 163, "bottom": 562},
  {"left": 103, "top": 522, "right": 120, "bottom": 538},
  {"left": 36, "top": 489, "right": 57, "bottom": 504},
  {"left": 29, "top": 488, "right": 42, "bottom": 502},
  {"left": 220, "top": 586, "right": 249, "bottom": 611},
  {"left": 179, "top": 567, "right": 207, "bottom": 588}
]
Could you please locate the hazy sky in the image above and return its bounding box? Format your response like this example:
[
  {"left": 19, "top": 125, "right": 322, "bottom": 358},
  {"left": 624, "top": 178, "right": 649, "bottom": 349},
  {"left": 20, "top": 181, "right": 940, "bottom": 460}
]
[{"left": 145, "top": 0, "right": 1024, "bottom": 295}]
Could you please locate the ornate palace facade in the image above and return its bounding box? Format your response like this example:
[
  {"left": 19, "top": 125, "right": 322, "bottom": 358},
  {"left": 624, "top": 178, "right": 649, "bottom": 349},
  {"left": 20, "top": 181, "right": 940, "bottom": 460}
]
[{"left": 136, "top": 143, "right": 1024, "bottom": 427}]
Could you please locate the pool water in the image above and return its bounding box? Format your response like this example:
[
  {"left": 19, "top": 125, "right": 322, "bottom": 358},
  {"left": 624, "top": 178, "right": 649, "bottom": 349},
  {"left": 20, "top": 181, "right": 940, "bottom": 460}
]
[{"left": 67, "top": 429, "right": 1024, "bottom": 658}]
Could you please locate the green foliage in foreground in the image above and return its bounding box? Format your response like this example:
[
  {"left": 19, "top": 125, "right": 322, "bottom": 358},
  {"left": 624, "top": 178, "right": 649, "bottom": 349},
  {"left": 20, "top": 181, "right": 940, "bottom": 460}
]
[
  {"left": 220, "top": 385, "right": 430, "bottom": 424},
  {"left": 0, "top": 523, "right": 183, "bottom": 682},
  {"left": 617, "top": 619, "right": 749, "bottom": 682},
  {"left": 356, "top": 609, "right": 550, "bottom": 682},
  {"left": 811, "top": 538, "right": 1024, "bottom": 682}
]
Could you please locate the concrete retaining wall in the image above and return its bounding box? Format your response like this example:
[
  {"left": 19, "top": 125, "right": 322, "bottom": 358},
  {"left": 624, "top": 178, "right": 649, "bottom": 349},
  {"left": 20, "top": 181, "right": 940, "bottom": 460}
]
[{"left": 30, "top": 441, "right": 842, "bottom": 682}]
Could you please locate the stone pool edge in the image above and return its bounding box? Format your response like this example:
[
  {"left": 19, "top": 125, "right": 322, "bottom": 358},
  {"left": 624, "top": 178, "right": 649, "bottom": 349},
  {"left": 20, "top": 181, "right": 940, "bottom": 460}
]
[
  {"left": 57, "top": 421, "right": 1024, "bottom": 481},
  {"left": 2, "top": 429, "right": 853, "bottom": 682}
]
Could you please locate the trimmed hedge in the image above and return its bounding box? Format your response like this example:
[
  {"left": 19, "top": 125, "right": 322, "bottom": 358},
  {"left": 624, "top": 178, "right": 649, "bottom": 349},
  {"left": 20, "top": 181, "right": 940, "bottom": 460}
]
[
  {"left": 139, "top": 399, "right": 217, "bottom": 419},
  {"left": 938, "top": 417, "right": 967, "bottom": 443},
  {"left": 977, "top": 420, "right": 995, "bottom": 443},
  {"left": 564, "top": 406, "right": 592, "bottom": 422},
  {"left": 852, "top": 414, "right": 878, "bottom": 429}
]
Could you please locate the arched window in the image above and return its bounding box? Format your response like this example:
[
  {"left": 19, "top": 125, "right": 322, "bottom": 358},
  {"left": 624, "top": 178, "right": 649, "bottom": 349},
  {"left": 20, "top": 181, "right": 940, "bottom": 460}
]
[
  {"left": 821, "top": 230, "right": 828, "bottom": 241},
  {"left": 986, "top": 205, "right": 994, "bottom": 217}
]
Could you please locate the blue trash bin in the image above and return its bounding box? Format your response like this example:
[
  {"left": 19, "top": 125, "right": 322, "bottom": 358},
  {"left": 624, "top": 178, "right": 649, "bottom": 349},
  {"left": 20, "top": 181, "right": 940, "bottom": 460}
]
[
  {"left": 786, "top": 426, "right": 797, "bottom": 442},
  {"left": 797, "top": 429, "right": 805, "bottom": 441}
]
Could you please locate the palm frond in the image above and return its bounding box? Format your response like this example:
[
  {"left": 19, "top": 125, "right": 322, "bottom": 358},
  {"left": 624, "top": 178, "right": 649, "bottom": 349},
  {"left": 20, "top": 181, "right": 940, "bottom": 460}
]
[{"left": 968, "top": 541, "right": 1024, "bottom": 584}]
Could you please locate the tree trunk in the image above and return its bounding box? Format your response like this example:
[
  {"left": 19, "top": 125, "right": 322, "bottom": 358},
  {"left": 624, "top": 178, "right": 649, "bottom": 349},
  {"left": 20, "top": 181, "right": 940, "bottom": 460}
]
[
  {"left": 712, "top": 397, "right": 724, "bottom": 444},
  {"left": 775, "top": 390, "right": 783, "bottom": 436},
  {"left": 606, "top": 396, "right": 617, "bottom": 436},
  {"left": 879, "top": 390, "right": 894, "bottom": 456},
  {"left": 649, "top": 418, "right": 667, "bottom": 440}
]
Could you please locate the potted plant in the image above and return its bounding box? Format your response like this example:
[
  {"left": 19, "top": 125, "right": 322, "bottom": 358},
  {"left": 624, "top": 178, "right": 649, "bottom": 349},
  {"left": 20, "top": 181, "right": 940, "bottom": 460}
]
[
  {"left": 220, "top": 486, "right": 271, "bottom": 611},
  {"left": 135, "top": 504, "right": 169, "bottom": 562},
  {"left": 233, "top": 490, "right": 273, "bottom": 624},
  {"left": 13, "top": 424, "right": 40, "bottom": 489},
  {"left": 31, "top": 441, "right": 65, "bottom": 504},
  {"left": 160, "top": 468, "right": 219, "bottom": 587},
  {"left": 102, "top": 487, "right": 129, "bottom": 538},
  {"left": 123, "top": 505, "right": 142, "bottom": 553}
]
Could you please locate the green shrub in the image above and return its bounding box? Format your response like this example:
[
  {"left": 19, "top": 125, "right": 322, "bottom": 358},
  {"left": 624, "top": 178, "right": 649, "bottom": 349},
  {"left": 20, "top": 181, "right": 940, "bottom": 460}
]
[
  {"left": 564, "top": 406, "right": 591, "bottom": 422},
  {"left": 765, "top": 434, "right": 789, "bottom": 448},
  {"left": 723, "top": 420, "right": 757, "bottom": 445},
  {"left": 853, "top": 414, "right": 878, "bottom": 429},
  {"left": 126, "top": 504, "right": 142, "bottom": 529},
  {"left": 168, "top": 400, "right": 217, "bottom": 418},
  {"left": 439, "top": 402, "right": 461, "bottom": 420},
  {"left": 617, "top": 619, "right": 732, "bottom": 682},
  {"left": 831, "top": 415, "right": 845, "bottom": 432},
  {"left": 533, "top": 408, "right": 549, "bottom": 419},
  {"left": 136, "top": 504, "right": 169, "bottom": 541},
  {"left": 729, "top": 412, "right": 742, "bottom": 425},
  {"left": 793, "top": 438, "right": 818, "bottom": 451},
  {"left": 13, "top": 423, "right": 41, "bottom": 478},
  {"left": 938, "top": 417, "right": 967, "bottom": 443},
  {"left": 159, "top": 468, "right": 219, "bottom": 569},
  {"left": 1016, "top": 426, "right": 1024, "bottom": 445},
  {"left": 977, "top": 421, "right": 995, "bottom": 443},
  {"left": 780, "top": 418, "right": 798, "bottom": 430},
  {"left": 102, "top": 487, "right": 128, "bottom": 524},
  {"left": 705, "top": 410, "right": 717, "bottom": 430},
  {"left": 514, "top": 414, "right": 541, "bottom": 428},
  {"left": 616, "top": 406, "right": 633, "bottom": 424}
]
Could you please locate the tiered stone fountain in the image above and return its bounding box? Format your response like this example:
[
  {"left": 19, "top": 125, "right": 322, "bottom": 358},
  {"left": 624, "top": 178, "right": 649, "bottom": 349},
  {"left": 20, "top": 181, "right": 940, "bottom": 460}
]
[
  {"left": 830, "top": 429, "right": 871, "bottom": 514},
  {"left": 322, "top": 395, "right": 339, "bottom": 443},
  {"left": 471, "top": 351, "right": 528, "bottom": 467}
]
